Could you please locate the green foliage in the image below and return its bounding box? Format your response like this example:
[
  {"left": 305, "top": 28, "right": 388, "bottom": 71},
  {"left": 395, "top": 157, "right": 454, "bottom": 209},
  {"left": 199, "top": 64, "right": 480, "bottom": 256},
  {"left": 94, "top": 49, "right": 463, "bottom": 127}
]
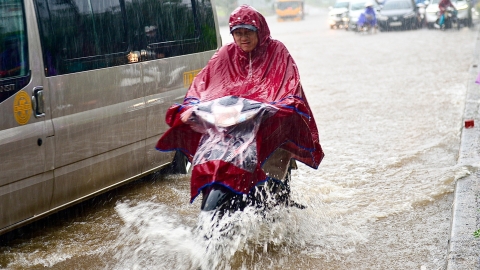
[{"left": 474, "top": 229, "right": 480, "bottom": 238}]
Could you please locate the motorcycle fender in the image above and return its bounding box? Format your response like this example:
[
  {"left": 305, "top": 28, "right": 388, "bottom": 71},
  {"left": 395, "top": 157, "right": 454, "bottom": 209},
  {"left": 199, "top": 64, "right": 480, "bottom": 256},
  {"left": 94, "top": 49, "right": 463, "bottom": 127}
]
[{"left": 201, "top": 186, "right": 232, "bottom": 211}]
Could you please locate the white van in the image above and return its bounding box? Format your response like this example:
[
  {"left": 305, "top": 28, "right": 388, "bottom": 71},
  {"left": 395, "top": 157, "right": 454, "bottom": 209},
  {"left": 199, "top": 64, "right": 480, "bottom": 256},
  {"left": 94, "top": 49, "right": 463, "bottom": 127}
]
[{"left": 0, "top": 0, "right": 221, "bottom": 235}]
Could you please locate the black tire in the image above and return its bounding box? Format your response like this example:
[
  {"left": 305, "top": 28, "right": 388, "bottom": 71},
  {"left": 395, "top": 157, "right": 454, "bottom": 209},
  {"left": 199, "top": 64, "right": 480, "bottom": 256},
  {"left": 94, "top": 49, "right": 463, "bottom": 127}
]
[
  {"left": 168, "top": 151, "right": 189, "bottom": 174},
  {"left": 445, "top": 18, "right": 452, "bottom": 29}
]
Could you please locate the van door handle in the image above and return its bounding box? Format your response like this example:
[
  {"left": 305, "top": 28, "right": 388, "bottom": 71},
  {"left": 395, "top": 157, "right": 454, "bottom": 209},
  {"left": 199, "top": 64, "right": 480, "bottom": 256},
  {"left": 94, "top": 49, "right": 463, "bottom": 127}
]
[{"left": 31, "top": 86, "right": 45, "bottom": 118}]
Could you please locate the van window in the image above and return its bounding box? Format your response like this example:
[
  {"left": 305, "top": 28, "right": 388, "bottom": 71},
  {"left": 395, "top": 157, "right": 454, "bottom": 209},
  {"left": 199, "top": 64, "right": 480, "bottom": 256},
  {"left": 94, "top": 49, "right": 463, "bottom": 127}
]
[
  {"left": 126, "top": 0, "right": 200, "bottom": 61},
  {"left": 0, "top": 0, "right": 29, "bottom": 104},
  {"left": 35, "top": 0, "right": 216, "bottom": 76},
  {"left": 35, "top": 0, "right": 128, "bottom": 75},
  {"left": 333, "top": 1, "right": 349, "bottom": 8}
]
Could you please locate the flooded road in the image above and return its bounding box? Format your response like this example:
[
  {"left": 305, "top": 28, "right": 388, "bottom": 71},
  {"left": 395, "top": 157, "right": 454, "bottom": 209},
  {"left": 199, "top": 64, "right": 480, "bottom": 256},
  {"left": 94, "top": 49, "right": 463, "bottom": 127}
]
[{"left": 1, "top": 8, "right": 478, "bottom": 270}]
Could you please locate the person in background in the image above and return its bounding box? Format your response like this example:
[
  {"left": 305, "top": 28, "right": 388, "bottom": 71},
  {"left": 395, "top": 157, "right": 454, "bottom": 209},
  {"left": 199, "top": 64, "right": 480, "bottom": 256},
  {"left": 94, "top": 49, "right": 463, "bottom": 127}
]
[
  {"left": 435, "top": 0, "right": 456, "bottom": 28},
  {"left": 357, "top": 1, "right": 377, "bottom": 32}
]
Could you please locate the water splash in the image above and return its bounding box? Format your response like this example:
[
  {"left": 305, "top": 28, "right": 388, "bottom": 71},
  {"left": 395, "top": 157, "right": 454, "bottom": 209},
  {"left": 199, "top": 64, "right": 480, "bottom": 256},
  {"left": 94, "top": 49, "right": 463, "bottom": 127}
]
[{"left": 110, "top": 190, "right": 369, "bottom": 270}]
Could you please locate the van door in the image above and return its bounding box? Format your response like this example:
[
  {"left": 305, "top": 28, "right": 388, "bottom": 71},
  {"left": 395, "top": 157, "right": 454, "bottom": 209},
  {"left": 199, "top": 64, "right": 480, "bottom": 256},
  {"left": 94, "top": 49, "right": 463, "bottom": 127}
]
[
  {"left": 33, "top": 0, "right": 146, "bottom": 208},
  {"left": 0, "top": 0, "right": 53, "bottom": 230}
]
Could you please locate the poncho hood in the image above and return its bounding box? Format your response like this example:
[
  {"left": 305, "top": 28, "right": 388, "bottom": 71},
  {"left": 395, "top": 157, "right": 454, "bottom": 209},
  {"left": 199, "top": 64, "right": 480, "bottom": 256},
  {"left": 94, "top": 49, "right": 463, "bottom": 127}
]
[
  {"left": 229, "top": 5, "right": 271, "bottom": 49},
  {"left": 186, "top": 5, "right": 303, "bottom": 104}
]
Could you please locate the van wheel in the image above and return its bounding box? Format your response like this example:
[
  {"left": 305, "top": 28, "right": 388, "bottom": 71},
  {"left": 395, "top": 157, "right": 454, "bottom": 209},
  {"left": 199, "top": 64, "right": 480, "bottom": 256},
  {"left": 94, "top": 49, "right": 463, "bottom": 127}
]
[{"left": 168, "top": 151, "right": 190, "bottom": 174}]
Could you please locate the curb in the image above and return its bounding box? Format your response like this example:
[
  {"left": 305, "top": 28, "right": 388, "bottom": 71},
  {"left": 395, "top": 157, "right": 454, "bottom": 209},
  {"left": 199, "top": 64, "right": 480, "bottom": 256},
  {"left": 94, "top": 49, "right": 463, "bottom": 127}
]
[{"left": 447, "top": 25, "right": 480, "bottom": 270}]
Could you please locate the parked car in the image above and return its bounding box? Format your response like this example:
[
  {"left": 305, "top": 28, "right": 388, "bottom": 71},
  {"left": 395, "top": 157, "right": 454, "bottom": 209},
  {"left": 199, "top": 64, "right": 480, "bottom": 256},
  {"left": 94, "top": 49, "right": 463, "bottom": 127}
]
[
  {"left": 346, "top": 0, "right": 380, "bottom": 31},
  {"left": 328, "top": 0, "right": 350, "bottom": 29},
  {"left": 425, "top": 0, "right": 473, "bottom": 28},
  {"left": 377, "top": 0, "right": 421, "bottom": 30}
]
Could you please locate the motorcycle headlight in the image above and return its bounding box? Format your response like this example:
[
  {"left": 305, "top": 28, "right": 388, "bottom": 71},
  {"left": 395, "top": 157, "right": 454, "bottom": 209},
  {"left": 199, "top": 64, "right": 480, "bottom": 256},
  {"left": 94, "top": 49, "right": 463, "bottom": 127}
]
[{"left": 403, "top": 11, "right": 416, "bottom": 18}]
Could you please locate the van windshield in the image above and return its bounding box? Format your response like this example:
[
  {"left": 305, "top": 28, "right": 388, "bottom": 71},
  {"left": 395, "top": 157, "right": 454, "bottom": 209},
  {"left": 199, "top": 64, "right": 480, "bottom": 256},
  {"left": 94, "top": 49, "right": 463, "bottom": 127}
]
[{"left": 0, "top": 0, "right": 28, "bottom": 80}]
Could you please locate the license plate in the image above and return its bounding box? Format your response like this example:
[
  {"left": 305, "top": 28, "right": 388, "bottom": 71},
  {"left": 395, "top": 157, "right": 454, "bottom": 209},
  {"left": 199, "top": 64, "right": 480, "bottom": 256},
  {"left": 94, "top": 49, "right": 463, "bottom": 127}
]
[{"left": 389, "top": 21, "right": 402, "bottom": 26}]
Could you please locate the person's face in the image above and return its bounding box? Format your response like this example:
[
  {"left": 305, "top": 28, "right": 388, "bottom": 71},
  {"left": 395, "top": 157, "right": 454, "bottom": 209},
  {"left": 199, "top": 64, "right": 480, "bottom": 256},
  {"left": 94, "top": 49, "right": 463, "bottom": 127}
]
[{"left": 232, "top": 28, "right": 258, "bottom": 53}]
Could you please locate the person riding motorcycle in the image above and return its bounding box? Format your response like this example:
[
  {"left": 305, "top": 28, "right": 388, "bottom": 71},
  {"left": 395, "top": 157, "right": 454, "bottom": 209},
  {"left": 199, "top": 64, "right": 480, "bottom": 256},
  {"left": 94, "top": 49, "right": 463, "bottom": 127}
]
[
  {"left": 357, "top": 1, "right": 377, "bottom": 32},
  {"left": 156, "top": 5, "right": 324, "bottom": 207},
  {"left": 436, "top": 0, "right": 456, "bottom": 28}
]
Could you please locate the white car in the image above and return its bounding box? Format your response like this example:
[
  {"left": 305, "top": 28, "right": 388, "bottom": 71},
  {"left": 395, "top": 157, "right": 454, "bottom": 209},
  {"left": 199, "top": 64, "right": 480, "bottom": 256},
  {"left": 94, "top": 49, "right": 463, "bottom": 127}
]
[
  {"left": 425, "top": 0, "right": 473, "bottom": 28},
  {"left": 329, "top": 0, "right": 350, "bottom": 29}
]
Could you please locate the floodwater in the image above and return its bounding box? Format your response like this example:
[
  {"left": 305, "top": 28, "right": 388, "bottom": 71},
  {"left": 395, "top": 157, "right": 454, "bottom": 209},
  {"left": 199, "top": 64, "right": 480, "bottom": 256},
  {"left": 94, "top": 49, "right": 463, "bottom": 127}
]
[{"left": 1, "top": 8, "right": 478, "bottom": 270}]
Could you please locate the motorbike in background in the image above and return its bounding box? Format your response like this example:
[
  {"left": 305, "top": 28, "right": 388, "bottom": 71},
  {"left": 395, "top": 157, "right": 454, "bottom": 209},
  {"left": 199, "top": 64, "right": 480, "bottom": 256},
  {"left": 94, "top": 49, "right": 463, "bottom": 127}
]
[
  {"left": 357, "top": 13, "right": 378, "bottom": 34},
  {"left": 436, "top": 6, "right": 459, "bottom": 29}
]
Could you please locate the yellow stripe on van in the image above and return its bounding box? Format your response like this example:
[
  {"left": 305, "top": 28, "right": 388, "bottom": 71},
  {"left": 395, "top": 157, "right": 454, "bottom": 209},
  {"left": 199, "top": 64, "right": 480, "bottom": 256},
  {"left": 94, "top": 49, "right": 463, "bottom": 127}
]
[
  {"left": 13, "top": 90, "right": 32, "bottom": 125},
  {"left": 183, "top": 69, "right": 202, "bottom": 88}
]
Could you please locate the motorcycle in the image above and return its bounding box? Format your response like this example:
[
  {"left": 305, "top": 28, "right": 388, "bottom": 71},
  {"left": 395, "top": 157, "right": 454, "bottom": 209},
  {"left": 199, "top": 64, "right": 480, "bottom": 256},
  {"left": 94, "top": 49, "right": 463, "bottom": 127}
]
[
  {"left": 356, "top": 12, "right": 377, "bottom": 34},
  {"left": 436, "top": 6, "right": 459, "bottom": 29},
  {"left": 182, "top": 95, "right": 305, "bottom": 217}
]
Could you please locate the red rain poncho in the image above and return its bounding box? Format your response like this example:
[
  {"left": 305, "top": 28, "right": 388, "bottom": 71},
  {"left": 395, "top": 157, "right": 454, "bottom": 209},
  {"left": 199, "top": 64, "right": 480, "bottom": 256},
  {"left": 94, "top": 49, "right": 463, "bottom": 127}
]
[{"left": 156, "top": 5, "right": 324, "bottom": 202}]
